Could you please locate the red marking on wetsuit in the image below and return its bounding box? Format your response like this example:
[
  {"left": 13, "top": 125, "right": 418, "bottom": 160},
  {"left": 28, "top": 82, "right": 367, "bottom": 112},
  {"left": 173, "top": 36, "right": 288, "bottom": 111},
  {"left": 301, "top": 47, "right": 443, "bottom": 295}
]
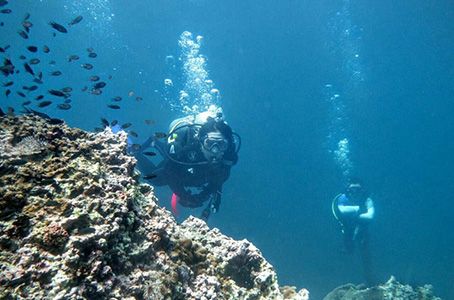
[{"left": 171, "top": 193, "right": 179, "bottom": 216}]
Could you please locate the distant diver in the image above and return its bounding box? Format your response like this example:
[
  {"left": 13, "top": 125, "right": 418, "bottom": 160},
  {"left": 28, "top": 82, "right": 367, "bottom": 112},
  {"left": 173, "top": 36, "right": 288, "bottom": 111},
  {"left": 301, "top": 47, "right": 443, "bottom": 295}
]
[
  {"left": 134, "top": 108, "right": 240, "bottom": 221},
  {"left": 332, "top": 178, "right": 376, "bottom": 285}
]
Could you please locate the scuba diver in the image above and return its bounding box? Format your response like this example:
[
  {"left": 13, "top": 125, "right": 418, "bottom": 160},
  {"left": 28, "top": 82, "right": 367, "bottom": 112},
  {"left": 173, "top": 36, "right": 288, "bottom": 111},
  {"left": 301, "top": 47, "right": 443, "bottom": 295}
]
[
  {"left": 332, "top": 179, "right": 376, "bottom": 286},
  {"left": 332, "top": 179, "right": 375, "bottom": 253},
  {"left": 135, "top": 108, "right": 240, "bottom": 221}
]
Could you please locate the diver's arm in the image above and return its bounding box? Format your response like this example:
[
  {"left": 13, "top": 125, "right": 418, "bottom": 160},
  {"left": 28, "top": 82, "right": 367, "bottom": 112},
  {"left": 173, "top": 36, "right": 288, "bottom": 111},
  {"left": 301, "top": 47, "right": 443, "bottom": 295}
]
[
  {"left": 135, "top": 152, "right": 157, "bottom": 174},
  {"left": 338, "top": 204, "right": 360, "bottom": 214},
  {"left": 359, "top": 198, "right": 375, "bottom": 220}
]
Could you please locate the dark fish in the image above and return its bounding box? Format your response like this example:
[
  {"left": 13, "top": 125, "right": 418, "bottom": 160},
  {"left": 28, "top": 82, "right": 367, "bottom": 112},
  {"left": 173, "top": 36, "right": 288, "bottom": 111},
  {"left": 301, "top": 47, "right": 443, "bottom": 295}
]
[
  {"left": 43, "top": 45, "right": 50, "bottom": 53},
  {"left": 19, "top": 55, "right": 26, "bottom": 60},
  {"left": 48, "top": 89, "right": 67, "bottom": 98},
  {"left": 22, "top": 21, "right": 33, "bottom": 30},
  {"left": 107, "top": 104, "right": 120, "bottom": 110},
  {"left": 68, "top": 15, "right": 83, "bottom": 26},
  {"left": 27, "top": 46, "right": 38, "bottom": 52},
  {"left": 89, "top": 75, "right": 100, "bottom": 81},
  {"left": 0, "top": 46, "right": 7, "bottom": 53},
  {"left": 144, "top": 119, "right": 155, "bottom": 125},
  {"left": 81, "top": 86, "right": 88, "bottom": 92},
  {"left": 1, "top": 58, "right": 14, "bottom": 76},
  {"left": 33, "top": 78, "right": 43, "bottom": 84},
  {"left": 18, "top": 30, "right": 29, "bottom": 39},
  {"left": 64, "top": 99, "right": 71, "bottom": 104},
  {"left": 61, "top": 87, "right": 72, "bottom": 93},
  {"left": 121, "top": 123, "right": 132, "bottom": 129},
  {"left": 2, "top": 81, "right": 13, "bottom": 87},
  {"left": 100, "top": 118, "right": 109, "bottom": 127},
  {"left": 23, "top": 85, "right": 38, "bottom": 91},
  {"left": 0, "top": 22, "right": 3, "bottom": 27},
  {"left": 129, "top": 131, "right": 138, "bottom": 138},
  {"left": 53, "top": 32, "right": 56, "bottom": 37},
  {"left": 0, "top": 0, "right": 8, "bottom": 7},
  {"left": 38, "top": 100, "right": 52, "bottom": 108},
  {"left": 49, "top": 60, "right": 56, "bottom": 65},
  {"left": 50, "top": 71, "right": 62, "bottom": 76},
  {"left": 0, "top": 9, "right": 12, "bottom": 14},
  {"left": 87, "top": 47, "right": 94, "bottom": 53},
  {"left": 154, "top": 132, "right": 167, "bottom": 139},
  {"left": 17, "top": 91, "right": 26, "bottom": 98},
  {"left": 111, "top": 120, "right": 118, "bottom": 126},
  {"left": 29, "top": 58, "right": 40, "bottom": 65},
  {"left": 93, "top": 81, "right": 106, "bottom": 89},
  {"left": 143, "top": 151, "right": 156, "bottom": 157},
  {"left": 22, "top": 100, "right": 31, "bottom": 106},
  {"left": 68, "top": 54, "right": 79, "bottom": 62},
  {"left": 143, "top": 174, "right": 157, "bottom": 180},
  {"left": 81, "top": 63, "right": 93, "bottom": 70},
  {"left": 112, "top": 96, "right": 122, "bottom": 102},
  {"left": 24, "top": 63, "right": 34, "bottom": 76},
  {"left": 49, "top": 21, "right": 67, "bottom": 33},
  {"left": 5, "top": 89, "right": 10, "bottom": 97},
  {"left": 23, "top": 13, "right": 30, "bottom": 20},
  {"left": 57, "top": 103, "right": 71, "bottom": 110},
  {"left": 108, "top": 75, "right": 113, "bottom": 80},
  {"left": 91, "top": 88, "right": 102, "bottom": 95},
  {"left": 35, "top": 95, "right": 44, "bottom": 100},
  {"left": 88, "top": 52, "right": 97, "bottom": 58},
  {"left": 136, "top": 96, "right": 143, "bottom": 101}
]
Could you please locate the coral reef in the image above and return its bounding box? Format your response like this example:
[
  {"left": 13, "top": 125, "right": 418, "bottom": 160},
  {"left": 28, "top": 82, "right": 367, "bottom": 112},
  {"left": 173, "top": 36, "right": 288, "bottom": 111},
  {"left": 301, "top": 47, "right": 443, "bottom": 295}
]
[
  {"left": 0, "top": 114, "right": 309, "bottom": 300},
  {"left": 323, "top": 276, "right": 441, "bottom": 300}
]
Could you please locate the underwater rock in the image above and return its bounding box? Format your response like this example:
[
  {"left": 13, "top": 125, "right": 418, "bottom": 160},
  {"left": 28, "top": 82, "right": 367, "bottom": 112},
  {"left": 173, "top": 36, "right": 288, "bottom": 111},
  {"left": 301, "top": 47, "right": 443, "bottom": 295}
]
[
  {"left": 0, "top": 114, "right": 309, "bottom": 299},
  {"left": 323, "top": 276, "right": 441, "bottom": 300}
]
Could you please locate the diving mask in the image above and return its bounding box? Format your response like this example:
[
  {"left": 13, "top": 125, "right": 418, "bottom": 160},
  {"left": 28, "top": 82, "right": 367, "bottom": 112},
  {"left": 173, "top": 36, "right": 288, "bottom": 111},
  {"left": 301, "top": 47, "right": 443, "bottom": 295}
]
[{"left": 202, "top": 132, "right": 228, "bottom": 155}]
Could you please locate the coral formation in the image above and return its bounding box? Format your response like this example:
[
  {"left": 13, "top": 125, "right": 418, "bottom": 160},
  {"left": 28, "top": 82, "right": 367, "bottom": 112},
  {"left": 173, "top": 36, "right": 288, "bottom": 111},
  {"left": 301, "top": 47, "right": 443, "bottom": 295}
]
[
  {"left": 323, "top": 276, "right": 441, "bottom": 300},
  {"left": 0, "top": 114, "right": 309, "bottom": 300}
]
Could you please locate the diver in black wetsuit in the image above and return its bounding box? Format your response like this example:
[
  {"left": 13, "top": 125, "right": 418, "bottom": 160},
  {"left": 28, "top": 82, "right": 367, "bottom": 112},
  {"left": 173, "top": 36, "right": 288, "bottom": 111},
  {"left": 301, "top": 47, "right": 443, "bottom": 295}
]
[{"left": 135, "top": 110, "right": 240, "bottom": 220}]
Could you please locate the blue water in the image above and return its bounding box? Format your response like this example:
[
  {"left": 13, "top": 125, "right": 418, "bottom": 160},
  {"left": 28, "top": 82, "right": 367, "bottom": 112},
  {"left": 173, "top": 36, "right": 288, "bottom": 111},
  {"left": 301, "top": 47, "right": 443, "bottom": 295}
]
[{"left": 1, "top": 1, "right": 453, "bottom": 298}]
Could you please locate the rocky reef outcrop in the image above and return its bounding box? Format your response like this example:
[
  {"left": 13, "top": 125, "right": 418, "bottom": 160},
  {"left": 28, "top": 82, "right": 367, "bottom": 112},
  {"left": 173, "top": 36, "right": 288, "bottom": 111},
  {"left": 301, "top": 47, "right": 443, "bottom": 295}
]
[
  {"left": 0, "top": 113, "right": 309, "bottom": 300},
  {"left": 323, "top": 276, "right": 441, "bottom": 300}
]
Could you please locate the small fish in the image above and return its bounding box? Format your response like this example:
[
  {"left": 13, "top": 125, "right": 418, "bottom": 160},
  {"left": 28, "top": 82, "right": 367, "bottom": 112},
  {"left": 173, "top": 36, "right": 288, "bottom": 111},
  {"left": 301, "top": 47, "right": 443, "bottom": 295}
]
[
  {"left": 111, "top": 120, "right": 118, "bottom": 126},
  {"left": 1, "top": 58, "right": 14, "bottom": 76},
  {"left": 129, "top": 131, "right": 138, "bottom": 138},
  {"left": 43, "top": 45, "right": 50, "bottom": 53},
  {"left": 136, "top": 96, "right": 143, "bottom": 101},
  {"left": 0, "top": 1, "right": 9, "bottom": 7},
  {"left": 53, "top": 32, "right": 56, "bottom": 37},
  {"left": 24, "top": 63, "right": 34, "bottom": 76},
  {"left": 128, "top": 90, "right": 134, "bottom": 97},
  {"left": 23, "top": 13, "right": 30, "bottom": 20},
  {"left": 68, "top": 54, "right": 79, "bottom": 62},
  {"left": 143, "top": 151, "right": 156, "bottom": 157},
  {"left": 87, "top": 47, "right": 94, "bottom": 53},
  {"left": 81, "top": 86, "right": 88, "bottom": 92},
  {"left": 26, "top": 46, "right": 38, "bottom": 53},
  {"left": 38, "top": 71, "right": 43, "bottom": 80},
  {"left": 100, "top": 118, "right": 109, "bottom": 127},
  {"left": 22, "top": 100, "right": 31, "bottom": 106},
  {"left": 89, "top": 75, "right": 100, "bottom": 81},
  {"left": 50, "top": 71, "right": 62, "bottom": 76},
  {"left": 17, "top": 91, "right": 26, "bottom": 98},
  {"left": 48, "top": 89, "right": 67, "bottom": 97},
  {"left": 33, "top": 78, "right": 43, "bottom": 84},
  {"left": 112, "top": 96, "right": 122, "bottom": 102},
  {"left": 23, "top": 85, "right": 38, "bottom": 91},
  {"left": 61, "top": 87, "right": 72, "bottom": 93},
  {"left": 0, "top": 22, "right": 3, "bottom": 27},
  {"left": 49, "top": 21, "right": 67, "bottom": 33},
  {"left": 19, "top": 55, "right": 26, "bottom": 60},
  {"left": 22, "top": 21, "right": 33, "bottom": 31},
  {"left": 68, "top": 15, "right": 83, "bottom": 26},
  {"left": 29, "top": 58, "right": 40, "bottom": 65},
  {"left": 91, "top": 88, "right": 102, "bottom": 95},
  {"left": 108, "top": 75, "right": 113, "bottom": 80},
  {"left": 64, "top": 99, "right": 71, "bottom": 104},
  {"left": 143, "top": 174, "right": 157, "bottom": 180},
  {"left": 57, "top": 103, "right": 71, "bottom": 110},
  {"left": 35, "top": 95, "right": 44, "bottom": 100},
  {"left": 121, "top": 123, "right": 132, "bottom": 129},
  {"left": 81, "top": 63, "right": 93, "bottom": 70},
  {"left": 18, "top": 30, "right": 29, "bottom": 39},
  {"left": 38, "top": 101, "right": 52, "bottom": 108},
  {"left": 107, "top": 104, "right": 120, "bottom": 110},
  {"left": 0, "top": 46, "right": 8, "bottom": 53},
  {"left": 154, "top": 132, "right": 167, "bottom": 139},
  {"left": 49, "top": 60, "right": 56, "bottom": 65},
  {"left": 93, "top": 81, "right": 106, "bottom": 89},
  {"left": 144, "top": 119, "right": 155, "bottom": 125},
  {"left": 88, "top": 52, "right": 97, "bottom": 58},
  {"left": 5, "top": 89, "right": 10, "bottom": 97},
  {"left": 0, "top": 8, "right": 12, "bottom": 14},
  {"left": 2, "top": 81, "right": 13, "bottom": 87}
]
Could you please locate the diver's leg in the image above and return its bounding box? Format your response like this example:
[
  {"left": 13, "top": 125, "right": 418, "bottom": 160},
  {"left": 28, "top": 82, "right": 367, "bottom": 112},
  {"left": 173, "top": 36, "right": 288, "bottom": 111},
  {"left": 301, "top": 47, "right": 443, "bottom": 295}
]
[
  {"left": 358, "top": 226, "right": 374, "bottom": 286},
  {"left": 342, "top": 226, "right": 355, "bottom": 254}
]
